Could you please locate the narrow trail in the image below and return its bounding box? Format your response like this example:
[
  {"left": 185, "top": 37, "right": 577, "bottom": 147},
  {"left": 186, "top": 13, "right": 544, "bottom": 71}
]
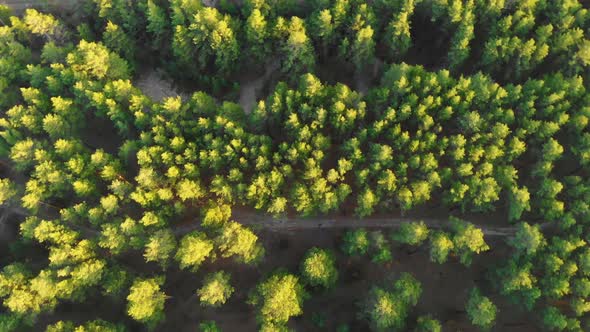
[
  {"left": 238, "top": 60, "right": 281, "bottom": 113},
  {"left": 174, "top": 209, "right": 552, "bottom": 237}
]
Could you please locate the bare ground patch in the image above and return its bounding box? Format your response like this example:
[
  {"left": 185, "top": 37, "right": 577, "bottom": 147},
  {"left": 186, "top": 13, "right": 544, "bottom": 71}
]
[{"left": 136, "top": 69, "right": 189, "bottom": 102}]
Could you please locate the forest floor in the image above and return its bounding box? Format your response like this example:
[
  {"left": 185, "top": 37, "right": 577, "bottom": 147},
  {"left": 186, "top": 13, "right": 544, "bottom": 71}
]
[
  {"left": 37, "top": 229, "right": 540, "bottom": 332},
  {"left": 136, "top": 69, "right": 190, "bottom": 102},
  {"left": 238, "top": 60, "right": 281, "bottom": 113},
  {"left": 167, "top": 229, "right": 539, "bottom": 332}
]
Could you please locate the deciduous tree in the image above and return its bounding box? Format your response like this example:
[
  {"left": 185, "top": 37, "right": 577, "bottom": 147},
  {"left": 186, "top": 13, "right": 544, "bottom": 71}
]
[
  {"left": 300, "top": 247, "right": 338, "bottom": 289},
  {"left": 248, "top": 271, "right": 307, "bottom": 329},
  {"left": 126, "top": 277, "right": 167, "bottom": 328},
  {"left": 175, "top": 232, "right": 214, "bottom": 271},
  {"left": 466, "top": 288, "right": 497, "bottom": 330},
  {"left": 198, "top": 271, "right": 234, "bottom": 307}
]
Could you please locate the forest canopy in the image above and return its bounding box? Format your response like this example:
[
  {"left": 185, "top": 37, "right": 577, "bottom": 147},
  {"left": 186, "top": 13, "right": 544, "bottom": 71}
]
[{"left": 0, "top": 0, "right": 589, "bottom": 331}]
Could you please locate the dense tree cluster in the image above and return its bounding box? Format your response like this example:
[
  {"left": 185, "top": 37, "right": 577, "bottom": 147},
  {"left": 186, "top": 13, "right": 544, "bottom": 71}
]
[
  {"left": 81, "top": 0, "right": 590, "bottom": 87},
  {"left": 478, "top": 0, "right": 589, "bottom": 81}
]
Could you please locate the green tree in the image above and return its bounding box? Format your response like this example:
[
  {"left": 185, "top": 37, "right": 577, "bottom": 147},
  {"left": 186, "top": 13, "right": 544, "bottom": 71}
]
[
  {"left": 178, "top": 7, "right": 239, "bottom": 74},
  {"left": 341, "top": 229, "right": 370, "bottom": 256},
  {"left": 201, "top": 203, "right": 232, "bottom": 228},
  {"left": 102, "top": 21, "right": 135, "bottom": 65},
  {"left": 245, "top": 9, "right": 268, "bottom": 62},
  {"left": 175, "top": 232, "right": 214, "bottom": 271},
  {"left": 126, "top": 277, "right": 167, "bottom": 328},
  {"left": 392, "top": 221, "right": 429, "bottom": 246},
  {"left": 248, "top": 271, "right": 307, "bottom": 329},
  {"left": 310, "top": 9, "right": 334, "bottom": 58},
  {"left": 93, "top": 0, "right": 140, "bottom": 34},
  {"left": 370, "top": 231, "right": 393, "bottom": 264},
  {"left": 447, "top": 1, "right": 475, "bottom": 70},
  {"left": 355, "top": 187, "right": 377, "bottom": 217},
  {"left": 363, "top": 287, "right": 406, "bottom": 331},
  {"left": 0, "top": 5, "right": 11, "bottom": 24},
  {"left": 415, "top": 315, "right": 442, "bottom": 332},
  {"left": 144, "top": 229, "right": 176, "bottom": 268},
  {"left": 393, "top": 273, "right": 422, "bottom": 306},
  {"left": 542, "top": 306, "right": 567, "bottom": 331},
  {"left": 351, "top": 25, "right": 375, "bottom": 70},
  {"left": 361, "top": 273, "right": 421, "bottom": 331},
  {"left": 429, "top": 231, "right": 454, "bottom": 264},
  {"left": 281, "top": 17, "right": 315, "bottom": 77},
  {"left": 508, "top": 222, "right": 545, "bottom": 256},
  {"left": 300, "top": 247, "right": 338, "bottom": 289},
  {"left": 508, "top": 186, "right": 531, "bottom": 222},
  {"left": 466, "top": 288, "right": 497, "bottom": 330},
  {"left": 199, "top": 320, "right": 221, "bottom": 332},
  {"left": 0, "top": 178, "right": 17, "bottom": 206},
  {"left": 216, "top": 221, "right": 264, "bottom": 264},
  {"left": 449, "top": 217, "right": 490, "bottom": 266},
  {"left": 10, "top": 139, "right": 37, "bottom": 171},
  {"left": 66, "top": 40, "right": 129, "bottom": 80},
  {"left": 383, "top": 0, "right": 416, "bottom": 60},
  {"left": 492, "top": 258, "right": 540, "bottom": 310},
  {"left": 543, "top": 138, "right": 564, "bottom": 162},
  {"left": 576, "top": 39, "right": 590, "bottom": 67},
  {"left": 198, "top": 271, "right": 234, "bottom": 307},
  {"left": 145, "top": 0, "right": 169, "bottom": 48}
]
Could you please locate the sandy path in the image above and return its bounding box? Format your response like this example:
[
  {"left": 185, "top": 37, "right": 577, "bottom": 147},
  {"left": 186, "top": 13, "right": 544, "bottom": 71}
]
[
  {"left": 4, "top": 203, "right": 545, "bottom": 238},
  {"left": 174, "top": 209, "right": 551, "bottom": 236},
  {"left": 136, "top": 69, "right": 189, "bottom": 102},
  {"left": 238, "top": 60, "right": 280, "bottom": 113}
]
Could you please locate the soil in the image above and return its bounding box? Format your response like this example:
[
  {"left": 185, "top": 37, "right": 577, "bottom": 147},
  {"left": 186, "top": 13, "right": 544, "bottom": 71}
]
[
  {"left": 135, "top": 62, "right": 281, "bottom": 114},
  {"left": 403, "top": 4, "right": 453, "bottom": 71},
  {"left": 238, "top": 60, "right": 281, "bottom": 114},
  {"left": 136, "top": 69, "right": 189, "bottom": 103},
  {"left": 157, "top": 229, "right": 539, "bottom": 332}
]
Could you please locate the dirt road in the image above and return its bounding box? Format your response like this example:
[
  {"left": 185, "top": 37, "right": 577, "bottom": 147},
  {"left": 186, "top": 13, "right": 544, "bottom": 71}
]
[{"left": 174, "top": 209, "right": 551, "bottom": 236}]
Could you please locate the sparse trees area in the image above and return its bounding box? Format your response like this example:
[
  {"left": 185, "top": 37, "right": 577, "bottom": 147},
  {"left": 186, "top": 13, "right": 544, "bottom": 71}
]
[{"left": 0, "top": 0, "right": 589, "bottom": 331}]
